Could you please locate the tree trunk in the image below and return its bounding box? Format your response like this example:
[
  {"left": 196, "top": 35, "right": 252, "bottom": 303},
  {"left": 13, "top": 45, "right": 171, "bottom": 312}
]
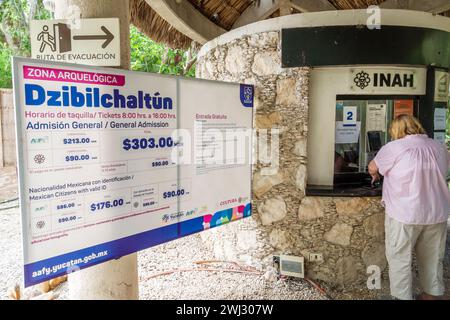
[
  {"left": 54, "top": 0, "right": 138, "bottom": 300},
  {"left": 28, "top": 0, "right": 39, "bottom": 25},
  {"left": 54, "top": 0, "right": 130, "bottom": 69}
]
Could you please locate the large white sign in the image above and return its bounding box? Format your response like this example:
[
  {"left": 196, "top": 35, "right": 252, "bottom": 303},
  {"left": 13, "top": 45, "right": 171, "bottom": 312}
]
[
  {"left": 366, "top": 104, "right": 386, "bottom": 132},
  {"left": 13, "top": 58, "right": 253, "bottom": 287},
  {"left": 434, "top": 71, "right": 449, "bottom": 102},
  {"left": 30, "top": 18, "right": 120, "bottom": 66},
  {"left": 434, "top": 108, "right": 447, "bottom": 131},
  {"left": 434, "top": 132, "right": 445, "bottom": 144},
  {"left": 349, "top": 68, "right": 426, "bottom": 95},
  {"left": 335, "top": 121, "right": 361, "bottom": 144}
]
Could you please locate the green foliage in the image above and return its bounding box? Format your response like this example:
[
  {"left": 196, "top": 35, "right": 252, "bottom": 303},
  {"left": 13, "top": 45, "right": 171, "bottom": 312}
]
[
  {"left": 130, "top": 25, "right": 195, "bottom": 77},
  {"left": 130, "top": 26, "right": 165, "bottom": 74},
  {"left": 0, "top": 0, "right": 51, "bottom": 88},
  {"left": 0, "top": 42, "right": 13, "bottom": 88},
  {"left": 0, "top": 0, "right": 51, "bottom": 55},
  {"left": 0, "top": 0, "right": 29, "bottom": 55},
  {"left": 0, "top": 2, "right": 195, "bottom": 89}
]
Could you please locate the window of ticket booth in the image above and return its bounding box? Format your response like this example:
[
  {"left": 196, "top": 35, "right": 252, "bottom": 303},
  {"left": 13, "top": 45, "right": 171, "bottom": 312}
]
[
  {"left": 306, "top": 66, "right": 431, "bottom": 197},
  {"left": 333, "top": 96, "right": 419, "bottom": 192}
]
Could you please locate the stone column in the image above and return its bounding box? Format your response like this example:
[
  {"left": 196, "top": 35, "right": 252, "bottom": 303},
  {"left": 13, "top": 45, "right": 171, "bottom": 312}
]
[{"left": 54, "top": 0, "right": 138, "bottom": 300}]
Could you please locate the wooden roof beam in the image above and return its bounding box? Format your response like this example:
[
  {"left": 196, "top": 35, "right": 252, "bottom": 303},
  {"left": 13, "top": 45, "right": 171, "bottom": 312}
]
[
  {"left": 145, "top": 0, "right": 226, "bottom": 44},
  {"left": 232, "top": 0, "right": 280, "bottom": 29},
  {"left": 380, "top": 0, "right": 450, "bottom": 14},
  {"left": 232, "top": 0, "right": 336, "bottom": 29},
  {"left": 290, "top": 0, "right": 336, "bottom": 13},
  {"left": 279, "top": 0, "right": 292, "bottom": 16}
]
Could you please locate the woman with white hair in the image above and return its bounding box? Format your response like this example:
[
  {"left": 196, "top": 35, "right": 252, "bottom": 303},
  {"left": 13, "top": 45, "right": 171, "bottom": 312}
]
[{"left": 368, "top": 114, "right": 450, "bottom": 300}]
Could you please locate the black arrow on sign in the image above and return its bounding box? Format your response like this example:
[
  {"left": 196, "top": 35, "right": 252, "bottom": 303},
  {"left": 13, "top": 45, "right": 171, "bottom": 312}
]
[{"left": 72, "top": 26, "right": 114, "bottom": 49}]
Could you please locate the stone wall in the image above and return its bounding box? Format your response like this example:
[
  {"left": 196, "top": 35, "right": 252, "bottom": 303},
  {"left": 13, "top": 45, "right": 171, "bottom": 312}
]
[{"left": 196, "top": 31, "right": 386, "bottom": 287}]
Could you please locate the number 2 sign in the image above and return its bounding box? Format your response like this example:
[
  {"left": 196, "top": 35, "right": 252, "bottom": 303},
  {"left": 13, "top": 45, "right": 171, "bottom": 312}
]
[{"left": 343, "top": 106, "right": 357, "bottom": 127}]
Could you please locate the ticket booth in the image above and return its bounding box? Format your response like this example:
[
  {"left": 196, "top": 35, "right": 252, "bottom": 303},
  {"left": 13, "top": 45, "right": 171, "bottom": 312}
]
[
  {"left": 196, "top": 9, "right": 450, "bottom": 286},
  {"left": 281, "top": 23, "right": 450, "bottom": 197}
]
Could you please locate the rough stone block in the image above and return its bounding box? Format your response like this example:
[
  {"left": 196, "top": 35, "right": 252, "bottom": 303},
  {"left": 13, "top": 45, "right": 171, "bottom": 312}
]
[
  {"left": 292, "top": 137, "right": 307, "bottom": 157},
  {"left": 324, "top": 223, "right": 353, "bottom": 246},
  {"left": 251, "top": 51, "right": 280, "bottom": 76},
  {"left": 225, "top": 45, "right": 246, "bottom": 76},
  {"left": 203, "top": 60, "right": 216, "bottom": 79},
  {"left": 253, "top": 170, "right": 285, "bottom": 198},
  {"left": 298, "top": 197, "right": 325, "bottom": 221},
  {"left": 294, "top": 164, "right": 307, "bottom": 190},
  {"left": 334, "top": 197, "right": 371, "bottom": 216},
  {"left": 247, "top": 31, "right": 279, "bottom": 49},
  {"left": 255, "top": 112, "right": 282, "bottom": 129},
  {"left": 276, "top": 78, "right": 296, "bottom": 106},
  {"left": 363, "top": 213, "right": 385, "bottom": 240},
  {"left": 258, "top": 196, "right": 287, "bottom": 225},
  {"left": 269, "top": 229, "right": 291, "bottom": 250}
]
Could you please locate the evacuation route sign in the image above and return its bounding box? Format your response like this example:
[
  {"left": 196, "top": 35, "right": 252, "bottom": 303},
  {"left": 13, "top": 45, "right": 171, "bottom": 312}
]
[
  {"left": 30, "top": 18, "right": 120, "bottom": 66},
  {"left": 12, "top": 57, "right": 253, "bottom": 287}
]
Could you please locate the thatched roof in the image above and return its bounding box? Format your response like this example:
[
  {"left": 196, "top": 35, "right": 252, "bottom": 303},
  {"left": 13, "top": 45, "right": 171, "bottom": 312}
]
[
  {"left": 328, "top": 0, "right": 386, "bottom": 10},
  {"left": 188, "top": 0, "right": 386, "bottom": 30},
  {"left": 130, "top": 0, "right": 450, "bottom": 49},
  {"left": 130, "top": 0, "right": 193, "bottom": 48}
]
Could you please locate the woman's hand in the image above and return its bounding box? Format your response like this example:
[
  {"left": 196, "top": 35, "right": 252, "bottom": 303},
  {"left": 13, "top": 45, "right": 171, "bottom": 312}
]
[
  {"left": 368, "top": 160, "right": 381, "bottom": 186},
  {"left": 371, "top": 172, "right": 381, "bottom": 185}
]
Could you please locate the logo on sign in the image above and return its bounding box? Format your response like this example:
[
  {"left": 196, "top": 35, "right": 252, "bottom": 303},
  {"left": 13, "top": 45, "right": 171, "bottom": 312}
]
[
  {"left": 353, "top": 70, "right": 415, "bottom": 90},
  {"left": 219, "top": 198, "right": 238, "bottom": 207},
  {"left": 240, "top": 84, "right": 254, "bottom": 108},
  {"left": 238, "top": 196, "right": 248, "bottom": 203},
  {"left": 33, "top": 205, "right": 46, "bottom": 213},
  {"left": 30, "top": 136, "right": 49, "bottom": 145},
  {"left": 34, "top": 154, "right": 46, "bottom": 164},
  {"left": 36, "top": 220, "right": 46, "bottom": 229},
  {"left": 354, "top": 71, "right": 371, "bottom": 89},
  {"left": 162, "top": 211, "right": 185, "bottom": 223}
]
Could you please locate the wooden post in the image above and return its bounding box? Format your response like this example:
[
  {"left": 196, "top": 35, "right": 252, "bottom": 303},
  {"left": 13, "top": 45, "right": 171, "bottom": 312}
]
[{"left": 279, "top": 0, "right": 292, "bottom": 16}]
